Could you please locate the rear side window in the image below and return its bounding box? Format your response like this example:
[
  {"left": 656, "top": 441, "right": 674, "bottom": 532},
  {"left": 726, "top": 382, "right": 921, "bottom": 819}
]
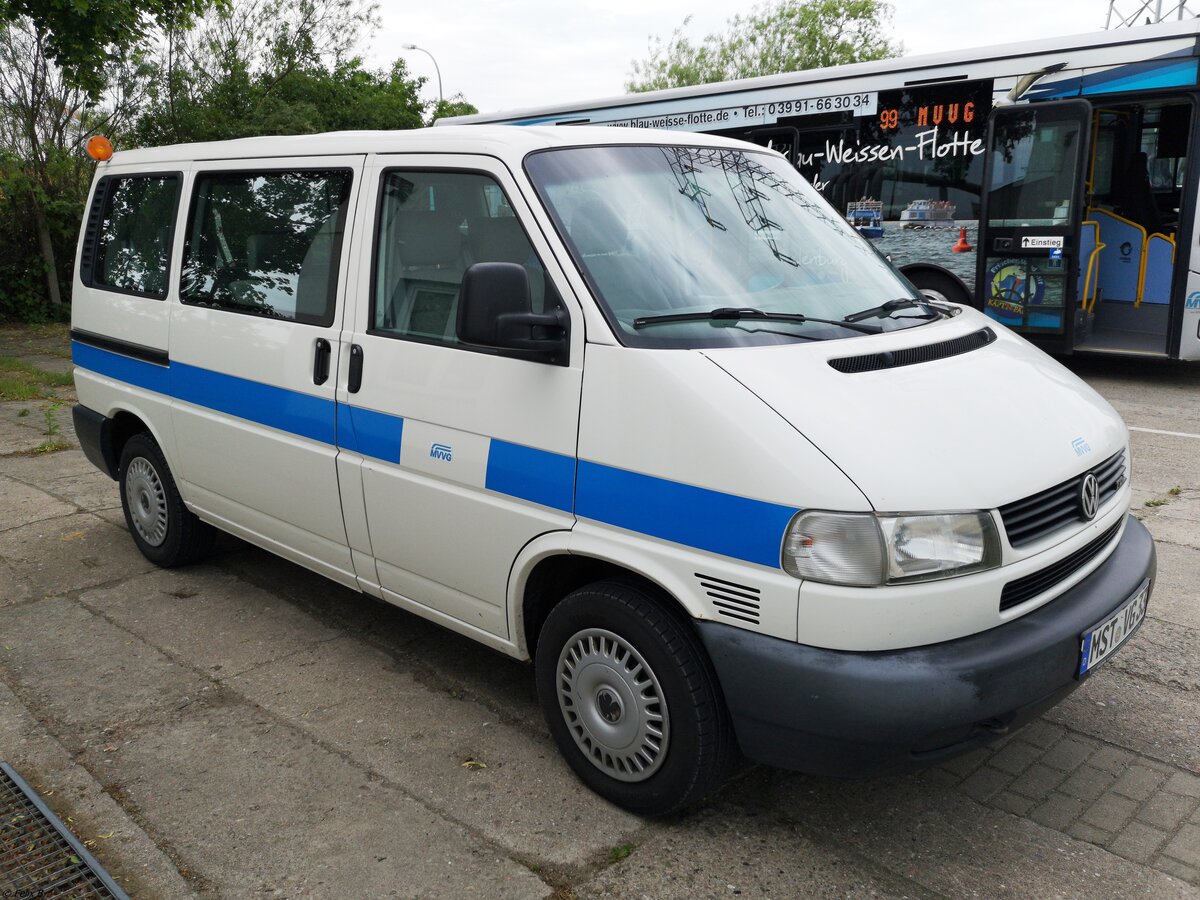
[
  {"left": 92, "top": 175, "right": 180, "bottom": 298},
  {"left": 181, "top": 170, "right": 351, "bottom": 325},
  {"left": 372, "top": 170, "right": 558, "bottom": 345}
]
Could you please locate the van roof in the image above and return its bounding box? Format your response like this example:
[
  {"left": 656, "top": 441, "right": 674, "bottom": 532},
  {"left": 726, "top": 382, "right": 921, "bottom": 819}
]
[{"left": 102, "top": 124, "right": 759, "bottom": 167}]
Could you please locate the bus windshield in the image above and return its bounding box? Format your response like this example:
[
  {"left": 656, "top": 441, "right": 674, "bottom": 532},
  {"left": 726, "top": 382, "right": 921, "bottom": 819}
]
[{"left": 525, "top": 144, "right": 933, "bottom": 348}]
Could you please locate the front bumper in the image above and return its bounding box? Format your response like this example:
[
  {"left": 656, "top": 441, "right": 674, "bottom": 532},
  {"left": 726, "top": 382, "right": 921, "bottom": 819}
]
[{"left": 698, "top": 515, "right": 1156, "bottom": 777}]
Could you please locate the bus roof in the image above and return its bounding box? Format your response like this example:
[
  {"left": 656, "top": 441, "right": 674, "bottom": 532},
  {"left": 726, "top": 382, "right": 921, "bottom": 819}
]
[{"left": 441, "top": 17, "right": 1200, "bottom": 127}]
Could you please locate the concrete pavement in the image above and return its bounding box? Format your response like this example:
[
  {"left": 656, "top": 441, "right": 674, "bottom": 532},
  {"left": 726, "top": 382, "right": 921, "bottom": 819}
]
[{"left": 1, "top": 329, "right": 1198, "bottom": 898}]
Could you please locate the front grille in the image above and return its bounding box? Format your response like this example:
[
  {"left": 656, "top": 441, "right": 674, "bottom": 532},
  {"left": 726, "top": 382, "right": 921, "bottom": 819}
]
[
  {"left": 696, "top": 573, "right": 761, "bottom": 625},
  {"left": 828, "top": 327, "right": 996, "bottom": 374},
  {"left": 999, "top": 521, "right": 1122, "bottom": 611},
  {"left": 999, "top": 450, "right": 1126, "bottom": 548},
  {"left": 1, "top": 761, "right": 128, "bottom": 899}
]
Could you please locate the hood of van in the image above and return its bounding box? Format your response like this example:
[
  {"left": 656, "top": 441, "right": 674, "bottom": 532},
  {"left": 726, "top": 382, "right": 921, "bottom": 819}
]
[{"left": 703, "top": 313, "right": 1128, "bottom": 512}]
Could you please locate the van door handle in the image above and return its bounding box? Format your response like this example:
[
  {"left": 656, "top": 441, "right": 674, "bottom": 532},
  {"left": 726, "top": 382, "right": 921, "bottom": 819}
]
[
  {"left": 348, "top": 344, "right": 364, "bottom": 393},
  {"left": 313, "top": 338, "right": 331, "bottom": 385}
]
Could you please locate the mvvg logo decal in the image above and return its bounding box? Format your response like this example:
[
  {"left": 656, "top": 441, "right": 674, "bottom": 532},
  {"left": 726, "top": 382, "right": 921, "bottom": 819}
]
[
  {"left": 1186, "top": 291, "right": 1200, "bottom": 310},
  {"left": 1072, "top": 437, "right": 1092, "bottom": 457},
  {"left": 429, "top": 443, "right": 453, "bottom": 462}
]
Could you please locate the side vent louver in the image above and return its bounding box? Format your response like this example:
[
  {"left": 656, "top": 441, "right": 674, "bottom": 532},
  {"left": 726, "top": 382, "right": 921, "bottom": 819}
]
[
  {"left": 78, "top": 177, "right": 110, "bottom": 288},
  {"left": 829, "top": 327, "right": 997, "bottom": 374},
  {"left": 696, "top": 573, "right": 761, "bottom": 625}
]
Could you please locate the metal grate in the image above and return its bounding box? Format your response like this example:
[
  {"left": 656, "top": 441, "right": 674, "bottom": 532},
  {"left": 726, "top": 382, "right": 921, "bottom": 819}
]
[
  {"left": 1, "top": 762, "right": 128, "bottom": 899},
  {"left": 999, "top": 450, "right": 1126, "bottom": 548},
  {"left": 999, "top": 521, "right": 1123, "bottom": 611},
  {"left": 827, "top": 327, "right": 996, "bottom": 374},
  {"left": 696, "top": 573, "right": 761, "bottom": 625}
]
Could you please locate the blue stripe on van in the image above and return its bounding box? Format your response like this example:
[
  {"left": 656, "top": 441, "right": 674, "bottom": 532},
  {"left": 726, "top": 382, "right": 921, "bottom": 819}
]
[
  {"left": 485, "top": 439, "right": 575, "bottom": 512},
  {"left": 75, "top": 340, "right": 796, "bottom": 566},
  {"left": 72, "top": 341, "right": 172, "bottom": 395},
  {"left": 345, "top": 404, "right": 404, "bottom": 463},
  {"left": 170, "top": 361, "right": 337, "bottom": 445},
  {"left": 576, "top": 460, "right": 797, "bottom": 568}
]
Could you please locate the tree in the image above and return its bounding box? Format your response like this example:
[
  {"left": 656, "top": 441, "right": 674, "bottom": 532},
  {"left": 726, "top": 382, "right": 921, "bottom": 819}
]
[
  {"left": 0, "top": 17, "right": 150, "bottom": 313},
  {"left": 134, "top": 0, "right": 436, "bottom": 144},
  {"left": 628, "top": 0, "right": 902, "bottom": 92},
  {"left": 0, "top": 0, "right": 219, "bottom": 98}
]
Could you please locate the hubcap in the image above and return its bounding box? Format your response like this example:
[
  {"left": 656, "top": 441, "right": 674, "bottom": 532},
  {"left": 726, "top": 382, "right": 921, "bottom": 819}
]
[
  {"left": 125, "top": 457, "right": 168, "bottom": 547},
  {"left": 556, "top": 628, "right": 669, "bottom": 783}
]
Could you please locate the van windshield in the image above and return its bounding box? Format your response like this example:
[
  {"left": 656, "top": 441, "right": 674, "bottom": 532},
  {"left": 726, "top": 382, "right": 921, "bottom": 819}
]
[{"left": 525, "top": 144, "right": 934, "bottom": 348}]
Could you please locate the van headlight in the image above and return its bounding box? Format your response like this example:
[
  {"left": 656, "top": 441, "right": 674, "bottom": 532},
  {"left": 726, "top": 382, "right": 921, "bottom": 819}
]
[{"left": 782, "top": 510, "right": 1000, "bottom": 586}]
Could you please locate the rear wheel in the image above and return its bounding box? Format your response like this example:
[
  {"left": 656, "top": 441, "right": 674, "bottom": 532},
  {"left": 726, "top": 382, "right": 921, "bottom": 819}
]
[
  {"left": 535, "top": 580, "right": 736, "bottom": 816},
  {"left": 118, "top": 433, "right": 214, "bottom": 567}
]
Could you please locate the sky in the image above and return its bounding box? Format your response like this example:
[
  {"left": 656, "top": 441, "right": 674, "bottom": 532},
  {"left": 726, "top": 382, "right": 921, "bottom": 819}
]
[{"left": 364, "top": 0, "right": 1135, "bottom": 114}]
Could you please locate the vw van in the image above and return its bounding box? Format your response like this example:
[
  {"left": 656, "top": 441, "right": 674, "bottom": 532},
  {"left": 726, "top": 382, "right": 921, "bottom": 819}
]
[{"left": 71, "top": 126, "right": 1154, "bottom": 816}]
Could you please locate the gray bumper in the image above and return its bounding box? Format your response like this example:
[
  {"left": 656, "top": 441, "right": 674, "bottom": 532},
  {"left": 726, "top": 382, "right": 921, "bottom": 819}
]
[{"left": 698, "top": 515, "right": 1156, "bottom": 776}]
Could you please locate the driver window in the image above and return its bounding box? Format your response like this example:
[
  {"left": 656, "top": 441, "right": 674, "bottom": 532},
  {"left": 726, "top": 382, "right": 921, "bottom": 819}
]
[{"left": 371, "top": 169, "right": 558, "bottom": 344}]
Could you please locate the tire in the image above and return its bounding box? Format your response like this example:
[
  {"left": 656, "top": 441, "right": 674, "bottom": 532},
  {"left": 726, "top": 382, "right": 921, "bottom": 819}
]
[
  {"left": 905, "top": 267, "right": 972, "bottom": 306},
  {"left": 118, "top": 433, "right": 215, "bottom": 567},
  {"left": 535, "top": 580, "right": 736, "bottom": 817}
]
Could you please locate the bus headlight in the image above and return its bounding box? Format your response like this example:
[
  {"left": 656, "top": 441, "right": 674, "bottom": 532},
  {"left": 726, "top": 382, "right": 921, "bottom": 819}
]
[{"left": 782, "top": 510, "right": 1000, "bottom": 586}]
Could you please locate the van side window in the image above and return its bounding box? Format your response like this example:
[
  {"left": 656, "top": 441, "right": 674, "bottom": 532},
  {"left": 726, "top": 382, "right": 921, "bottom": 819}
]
[
  {"left": 181, "top": 170, "right": 351, "bottom": 325},
  {"left": 372, "top": 170, "right": 558, "bottom": 343},
  {"left": 93, "top": 175, "right": 180, "bottom": 298}
]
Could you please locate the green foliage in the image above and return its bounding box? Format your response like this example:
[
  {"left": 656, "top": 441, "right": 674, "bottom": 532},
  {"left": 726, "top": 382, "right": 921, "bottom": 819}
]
[
  {"left": 0, "top": 151, "right": 80, "bottom": 323},
  {"left": 628, "top": 0, "right": 902, "bottom": 92},
  {"left": 431, "top": 95, "right": 480, "bottom": 123},
  {"left": 135, "top": 1, "right": 431, "bottom": 144},
  {"left": 0, "top": 357, "right": 72, "bottom": 400},
  {"left": 0, "top": 0, "right": 221, "bottom": 97}
]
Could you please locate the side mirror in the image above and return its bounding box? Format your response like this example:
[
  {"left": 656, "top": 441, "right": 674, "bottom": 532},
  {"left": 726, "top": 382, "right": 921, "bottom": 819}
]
[{"left": 456, "top": 262, "right": 569, "bottom": 364}]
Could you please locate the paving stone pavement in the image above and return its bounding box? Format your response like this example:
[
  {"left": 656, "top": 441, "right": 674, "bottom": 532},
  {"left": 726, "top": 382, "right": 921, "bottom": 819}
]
[{"left": 1, "top": 330, "right": 1199, "bottom": 898}]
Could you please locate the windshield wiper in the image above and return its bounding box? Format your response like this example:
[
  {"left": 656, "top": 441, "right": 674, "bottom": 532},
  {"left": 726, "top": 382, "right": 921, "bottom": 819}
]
[
  {"left": 843, "top": 297, "right": 941, "bottom": 323},
  {"left": 632, "top": 307, "right": 882, "bottom": 334}
]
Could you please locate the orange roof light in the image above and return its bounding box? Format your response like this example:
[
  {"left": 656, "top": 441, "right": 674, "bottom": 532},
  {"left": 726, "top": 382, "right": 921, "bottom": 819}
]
[{"left": 87, "top": 135, "right": 113, "bottom": 161}]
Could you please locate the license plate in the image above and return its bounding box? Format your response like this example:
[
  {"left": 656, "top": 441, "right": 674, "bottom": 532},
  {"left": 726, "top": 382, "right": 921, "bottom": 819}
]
[{"left": 1078, "top": 580, "right": 1150, "bottom": 677}]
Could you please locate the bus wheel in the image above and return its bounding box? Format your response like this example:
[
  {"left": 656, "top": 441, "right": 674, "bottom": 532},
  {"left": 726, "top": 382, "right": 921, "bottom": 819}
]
[
  {"left": 119, "top": 433, "right": 215, "bottom": 567},
  {"left": 534, "top": 580, "right": 736, "bottom": 817},
  {"left": 905, "top": 268, "right": 972, "bottom": 306}
]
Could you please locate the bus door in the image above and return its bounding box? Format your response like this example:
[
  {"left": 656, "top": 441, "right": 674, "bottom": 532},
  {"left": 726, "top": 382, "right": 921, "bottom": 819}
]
[
  {"left": 977, "top": 100, "right": 1092, "bottom": 353},
  {"left": 1080, "top": 100, "right": 1194, "bottom": 357}
]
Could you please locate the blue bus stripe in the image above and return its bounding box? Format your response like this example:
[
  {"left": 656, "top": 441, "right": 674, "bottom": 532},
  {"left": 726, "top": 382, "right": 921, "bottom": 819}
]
[
  {"left": 486, "top": 439, "right": 575, "bottom": 512},
  {"left": 576, "top": 460, "right": 796, "bottom": 568}
]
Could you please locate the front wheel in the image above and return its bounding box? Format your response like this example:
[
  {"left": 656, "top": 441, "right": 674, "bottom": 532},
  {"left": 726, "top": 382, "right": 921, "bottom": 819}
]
[
  {"left": 118, "top": 433, "right": 215, "bottom": 567},
  {"left": 535, "top": 581, "right": 736, "bottom": 816}
]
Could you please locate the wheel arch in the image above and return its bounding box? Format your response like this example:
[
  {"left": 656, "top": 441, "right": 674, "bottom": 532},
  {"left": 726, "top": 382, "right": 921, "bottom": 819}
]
[{"left": 509, "top": 536, "right": 703, "bottom": 663}]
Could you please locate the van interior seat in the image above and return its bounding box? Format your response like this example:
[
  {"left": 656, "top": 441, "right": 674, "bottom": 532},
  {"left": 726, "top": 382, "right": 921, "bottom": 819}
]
[
  {"left": 389, "top": 210, "right": 468, "bottom": 340},
  {"left": 467, "top": 216, "right": 547, "bottom": 310}
]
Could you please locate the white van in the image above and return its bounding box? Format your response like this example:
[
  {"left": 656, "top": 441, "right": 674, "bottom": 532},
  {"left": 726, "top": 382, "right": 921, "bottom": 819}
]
[{"left": 71, "top": 126, "right": 1154, "bottom": 816}]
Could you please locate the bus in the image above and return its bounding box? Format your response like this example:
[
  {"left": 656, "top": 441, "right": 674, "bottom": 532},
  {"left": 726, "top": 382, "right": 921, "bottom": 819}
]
[{"left": 444, "top": 19, "right": 1200, "bottom": 361}]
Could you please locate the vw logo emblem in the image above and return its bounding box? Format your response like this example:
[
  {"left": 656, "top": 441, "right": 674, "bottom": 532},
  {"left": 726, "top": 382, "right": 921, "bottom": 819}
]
[{"left": 1080, "top": 472, "right": 1100, "bottom": 520}]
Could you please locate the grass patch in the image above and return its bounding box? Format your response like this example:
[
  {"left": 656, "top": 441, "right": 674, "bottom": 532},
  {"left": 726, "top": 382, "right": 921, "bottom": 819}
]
[
  {"left": 1168, "top": 486, "right": 1182, "bottom": 496},
  {"left": 1144, "top": 498, "right": 1167, "bottom": 508},
  {"left": 607, "top": 844, "right": 633, "bottom": 863},
  {"left": 32, "top": 439, "right": 70, "bottom": 454},
  {"left": 0, "top": 356, "right": 72, "bottom": 400}
]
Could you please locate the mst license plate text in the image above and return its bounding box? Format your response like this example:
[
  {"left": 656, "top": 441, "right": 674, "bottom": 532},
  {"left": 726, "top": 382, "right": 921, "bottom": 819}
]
[{"left": 1079, "top": 580, "right": 1149, "bottom": 677}]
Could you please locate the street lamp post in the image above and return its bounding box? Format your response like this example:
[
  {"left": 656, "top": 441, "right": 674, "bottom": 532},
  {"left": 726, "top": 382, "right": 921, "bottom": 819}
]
[{"left": 401, "top": 43, "right": 443, "bottom": 108}]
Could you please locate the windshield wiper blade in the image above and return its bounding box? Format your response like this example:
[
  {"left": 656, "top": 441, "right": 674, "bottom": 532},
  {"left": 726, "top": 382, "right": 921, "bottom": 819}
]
[
  {"left": 843, "top": 297, "right": 940, "bottom": 323},
  {"left": 632, "top": 307, "right": 881, "bottom": 334}
]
